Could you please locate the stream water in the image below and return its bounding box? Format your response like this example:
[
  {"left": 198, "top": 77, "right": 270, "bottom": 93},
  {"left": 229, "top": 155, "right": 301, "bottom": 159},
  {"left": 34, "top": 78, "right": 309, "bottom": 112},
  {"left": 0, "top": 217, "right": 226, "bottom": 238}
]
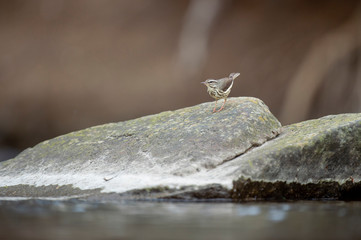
[{"left": 0, "top": 199, "right": 360, "bottom": 240}]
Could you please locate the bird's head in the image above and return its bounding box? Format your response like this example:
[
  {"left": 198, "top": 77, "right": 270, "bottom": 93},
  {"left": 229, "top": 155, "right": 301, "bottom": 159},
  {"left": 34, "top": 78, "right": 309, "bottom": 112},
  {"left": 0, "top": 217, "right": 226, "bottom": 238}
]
[{"left": 201, "top": 79, "right": 218, "bottom": 89}]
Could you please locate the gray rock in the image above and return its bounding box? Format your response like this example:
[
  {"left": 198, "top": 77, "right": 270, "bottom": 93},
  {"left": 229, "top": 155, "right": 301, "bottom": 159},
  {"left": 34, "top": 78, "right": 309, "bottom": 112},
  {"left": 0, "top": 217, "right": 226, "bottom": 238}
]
[
  {"left": 226, "top": 114, "right": 361, "bottom": 200},
  {"left": 1, "top": 97, "right": 360, "bottom": 201},
  {"left": 225, "top": 114, "right": 361, "bottom": 183},
  {"left": 0, "top": 97, "right": 281, "bottom": 198}
]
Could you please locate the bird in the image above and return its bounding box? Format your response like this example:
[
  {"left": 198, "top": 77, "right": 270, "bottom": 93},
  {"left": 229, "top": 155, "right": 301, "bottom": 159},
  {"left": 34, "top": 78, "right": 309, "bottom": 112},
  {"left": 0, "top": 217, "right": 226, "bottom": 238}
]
[{"left": 201, "top": 72, "right": 240, "bottom": 112}]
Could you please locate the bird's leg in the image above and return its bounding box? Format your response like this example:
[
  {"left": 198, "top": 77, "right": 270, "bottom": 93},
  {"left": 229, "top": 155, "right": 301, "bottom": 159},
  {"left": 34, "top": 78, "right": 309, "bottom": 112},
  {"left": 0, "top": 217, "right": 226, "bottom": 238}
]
[
  {"left": 217, "top": 98, "right": 227, "bottom": 112},
  {"left": 212, "top": 100, "right": 218, "bottom": 113}
]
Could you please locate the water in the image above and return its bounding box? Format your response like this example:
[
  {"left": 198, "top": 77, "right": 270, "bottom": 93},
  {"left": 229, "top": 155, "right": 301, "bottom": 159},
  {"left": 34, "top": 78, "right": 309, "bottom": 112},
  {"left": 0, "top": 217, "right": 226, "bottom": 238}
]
[{"left": 0, "top": 199, "right": 360, "bottom": 240}]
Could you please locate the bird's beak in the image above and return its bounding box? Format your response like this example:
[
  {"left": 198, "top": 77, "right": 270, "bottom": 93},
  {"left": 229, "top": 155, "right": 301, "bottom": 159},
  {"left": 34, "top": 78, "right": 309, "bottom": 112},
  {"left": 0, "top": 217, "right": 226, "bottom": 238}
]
[
  {"left": 233, "top": 73, "right": 240, "bottom": 79},
  {"left": 201, "top": 82, "right": 206, "bottom": 85}
]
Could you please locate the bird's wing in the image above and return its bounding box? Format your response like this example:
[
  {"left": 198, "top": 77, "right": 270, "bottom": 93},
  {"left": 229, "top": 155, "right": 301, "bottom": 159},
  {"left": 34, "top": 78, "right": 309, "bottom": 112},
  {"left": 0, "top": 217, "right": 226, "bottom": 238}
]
[{"left": 219, "top": 77, "right": 234, "bottom": 92}]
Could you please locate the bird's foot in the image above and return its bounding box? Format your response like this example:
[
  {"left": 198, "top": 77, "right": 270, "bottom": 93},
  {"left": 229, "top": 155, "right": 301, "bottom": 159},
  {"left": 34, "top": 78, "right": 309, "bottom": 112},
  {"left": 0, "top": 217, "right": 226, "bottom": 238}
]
[{"left": 216, "top": 107, "right": 224, "bottom": 112}]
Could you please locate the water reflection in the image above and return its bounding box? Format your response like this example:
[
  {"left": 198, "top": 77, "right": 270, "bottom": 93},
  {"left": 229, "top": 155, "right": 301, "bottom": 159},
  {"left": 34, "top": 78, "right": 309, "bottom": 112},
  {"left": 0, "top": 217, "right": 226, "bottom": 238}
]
[
  {"left": 0, "top": 200, "right": 361, "bottom": 240},
  {"left": 267, "top": 204, "right": 290, "bottom": 222},
  {"left": 337, "top": 207, "right": 347, "bottom": 217},
  {"left": 236, "top": 205, "right": 261, "bottom": 216}
]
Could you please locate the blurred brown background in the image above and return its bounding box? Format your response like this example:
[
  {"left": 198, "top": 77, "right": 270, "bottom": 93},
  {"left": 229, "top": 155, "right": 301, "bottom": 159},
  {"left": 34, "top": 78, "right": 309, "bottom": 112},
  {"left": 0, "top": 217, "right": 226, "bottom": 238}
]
[{"left": 1, "top": 0, "right": 361, "bottom": 159}]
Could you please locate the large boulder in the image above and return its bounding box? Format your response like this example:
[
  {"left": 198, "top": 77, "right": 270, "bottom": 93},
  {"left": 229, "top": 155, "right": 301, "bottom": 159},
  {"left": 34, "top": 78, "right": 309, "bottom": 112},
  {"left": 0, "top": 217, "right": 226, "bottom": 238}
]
[
  {"left": 1, "top": 97, "right": 361, "bottom": 201},
  {"left": 0, "top": 97, "right": 281, "bottom": 198},
  {"left": 216, "top": 114, "right": 361, "bottom": 200}
]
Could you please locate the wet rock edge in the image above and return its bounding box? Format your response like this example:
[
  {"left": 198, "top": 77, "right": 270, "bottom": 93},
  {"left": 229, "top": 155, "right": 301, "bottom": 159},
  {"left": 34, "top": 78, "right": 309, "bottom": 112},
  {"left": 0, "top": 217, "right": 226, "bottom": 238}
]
[
  {"left": 231, "top": 178, "right": 361, "bottom": 201},
  {"left": 0, "top": 184, "right": 102, "bottom": 198},
  {"left": 1, "top": 180, "right": 361, "bottom": 202}
]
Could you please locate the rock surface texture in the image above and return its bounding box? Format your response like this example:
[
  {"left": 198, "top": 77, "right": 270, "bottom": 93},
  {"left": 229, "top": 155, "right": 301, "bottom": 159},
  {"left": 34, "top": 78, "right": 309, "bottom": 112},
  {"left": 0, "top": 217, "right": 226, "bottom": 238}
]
[
  {"left": 222, "top": 114, "right": 361, "bottom": 200},
  {"left": 1, "top": 97, "right": 360, "bottom": 201},
  {"left": 0, "top": 97, "right": 280, "bottom": 199}
]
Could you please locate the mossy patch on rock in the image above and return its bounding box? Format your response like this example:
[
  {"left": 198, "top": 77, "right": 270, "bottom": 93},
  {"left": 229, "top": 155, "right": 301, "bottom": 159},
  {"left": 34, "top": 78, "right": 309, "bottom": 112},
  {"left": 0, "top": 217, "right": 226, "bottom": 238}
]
[{"left": 231, "top": 178, "right": 361, "bottom": 201}]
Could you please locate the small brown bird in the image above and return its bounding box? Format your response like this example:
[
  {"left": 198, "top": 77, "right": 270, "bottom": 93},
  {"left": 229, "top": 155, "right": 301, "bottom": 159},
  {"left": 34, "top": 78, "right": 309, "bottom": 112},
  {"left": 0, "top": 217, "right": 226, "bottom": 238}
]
[{"left": 201, "top": 72, "right": 240, "bottom": 112}]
